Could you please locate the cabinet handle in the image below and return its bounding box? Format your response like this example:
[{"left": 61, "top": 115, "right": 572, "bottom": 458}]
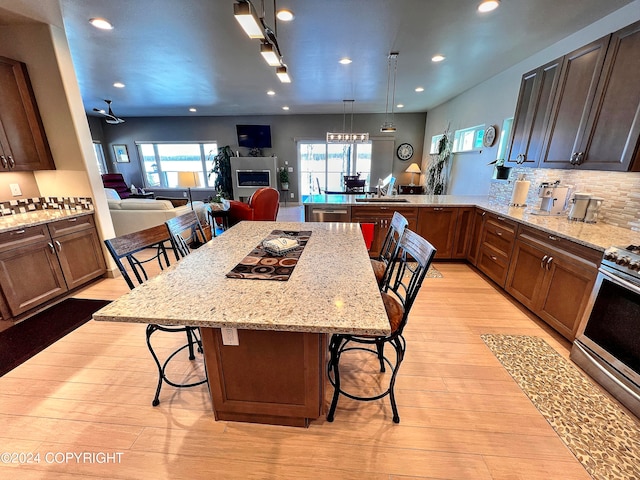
[
  {"left": 68, "top": 218, "right": 78, "bottom": 222},
  {"left": 11, "top": 229, "right": 26, "bottom": 235},
  {"left": 490, "top": 255, "right": 497, "bottom": 261},
  {"left": 496, "top": 231, "right": 503, "bottom": 237},
  {"left": 7, "top": 156, "right": 14, "bottom": 168},
  {"left": 481, "top": 212, "right": 486, "bottom": 216},
  {"left": 546, "top": 256, "right": 553, "bottom": 270},
  {"left": 0, "top": 156, "right": 7, "bottom": 169},
  {"left": 570, "top": 152, "right": 577, "bottom": 165},
  {"left": 434, "top": 207, "right": 443, "bottom": 211},
  {"left": 48, "top": 242, "right": 55, "bottom": 254},
  {"left": 54, "top": 240, "right": 62, "bottom": 252},
  {"left": 575, "top": 152, "right": 584, "bottom": 165},
  {"left": 548, "top": 235, "right": 557, "bottom": 241},
  {"left": 541, "top": 254, "right": 548, "bottom": 269},
  {"left": 516, "top": 154, "right": 525, "bottom": 164},
  {"left": 497, "top": 216, "right": 505, "bottom": 221}
]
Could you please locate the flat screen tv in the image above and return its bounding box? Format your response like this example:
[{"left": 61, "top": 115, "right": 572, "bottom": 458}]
[{"left": 236, "top": 124, "right": 272, "bottom": 148}]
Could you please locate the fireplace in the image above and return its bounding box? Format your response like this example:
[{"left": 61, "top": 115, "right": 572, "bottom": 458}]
[
  {"left": 230, "top": 157, "right": 278, "bottom": 201},
  {"left": 236, "top": 170, "right": 271, "bottom": 187}
]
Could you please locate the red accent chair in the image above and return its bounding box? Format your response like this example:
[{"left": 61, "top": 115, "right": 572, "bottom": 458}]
[
  {"left": 228, "top": 187, "right": 280, "bottom": 226},
  {"left": 101, "top": 173, "right": 132, "bottom": 198}
]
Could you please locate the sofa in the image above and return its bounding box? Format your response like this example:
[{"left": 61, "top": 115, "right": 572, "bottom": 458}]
[{"left": 104, "top": 188, "right": 210, "bottom": 236}]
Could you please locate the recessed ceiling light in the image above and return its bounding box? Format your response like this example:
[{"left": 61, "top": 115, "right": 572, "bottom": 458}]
[
  {"left": 282, "top": 106, "right": 290, "bottom": 110},
  {"left": 189, "top": 107, "right": 197, "bottom": 112},
  {"left": 415, "top": 87, "right": 425, "bottom": 92},
  {"left": 396, "top": 104, "right": 404, "bottom": 109},
  {"left": 113, "top": 82, "right": 125, "bottom": 88},
  {"left": 89, "top": 18, "right": 113, "bottom": 30},
  {"left": 267, "top": 90, "right": 276, "bottom": 96},
  {"left": 431, "top": 54, "right": 445, "bottom": 62},
  {"left": 478, "top": 0, "right": 500, "bottom": 13},
  {"left": 276, "top": 9, "right": 294, "bottom": 21},
  {"left": 339, "top": 57, "right": 352, "bottom": 65}
]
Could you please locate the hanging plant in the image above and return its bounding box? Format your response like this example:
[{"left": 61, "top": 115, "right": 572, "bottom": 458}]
[
  {"left": 208, "top": 146, "right": 234, "bottom": 200},
  {"left": 425, "top": 126, "right": 453, "bottom": 195}
]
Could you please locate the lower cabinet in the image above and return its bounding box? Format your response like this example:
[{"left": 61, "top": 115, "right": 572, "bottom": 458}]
[
  {"left": 467, "top": 208, "right": 486, "bottom": 265},
  {"left": 474, "top": 212, "right": 518, "bottom": 287},
  {"left": 351, "top": 206, "right": 418, "bottom": 257},
  {"left": 417, "top": 207, "right": 458, "bottom": 259},
  {"left": 505, "top": 226, "right": 600, "bottom": 341},
  {"left": 0, "top": 214, "right": 106, "bottom": 320}
]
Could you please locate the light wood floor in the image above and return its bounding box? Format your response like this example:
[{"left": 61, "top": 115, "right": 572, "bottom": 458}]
[{"left": 0, "top": 208, "right": 593, "bottom": 479}]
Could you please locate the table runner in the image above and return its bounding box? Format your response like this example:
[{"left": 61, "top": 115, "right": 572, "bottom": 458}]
[{"left": 226, "top": 230, "right": 312, "bottom": 281}]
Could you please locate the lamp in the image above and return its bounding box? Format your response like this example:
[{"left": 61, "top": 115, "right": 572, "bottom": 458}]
[
  {"left": 233, "top": 1, "right": 265, "bottom": 39},
  {"left": 327, "top": 100, "right": 370, "bottom": 144},
  {"left": 276, "top": 64, "right": 291, "bottom": 83},
  {"left": 381, "top": 52, "right": 399, "bottom": 133},
  {"left": 177, "top": 171, "right": 201, "bottom": 210},
  {"left": 405, "top": 163, "right": 421, "bottom": 186},
  {"left": 260, "top": 42, "right": 281, "bottom": 66}
]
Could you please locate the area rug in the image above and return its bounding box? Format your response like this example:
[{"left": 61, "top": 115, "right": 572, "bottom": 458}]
[
  {"left": 425, "top": 265, "right": 442, "bottom": 278},
  {"left": 0, "top": 298, "right": 110, "bottom": 377},
  {"left": 481, "top": 334, "right": 640, "bottom": 480},
  {"left": 226, "top": 230, "right": 311, "bottom": 281}
]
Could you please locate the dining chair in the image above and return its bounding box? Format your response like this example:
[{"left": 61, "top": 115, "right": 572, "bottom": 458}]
[
  {"left": 165, "top": 210, "right": 208, "bottom": 258},
  {"left": 327, "top": 228, "right": 437, "bottom": 423},
  {"left": 104, "top": 224, "right": 207, "bottom": 406},
  {"left": 370, "top": 211, "right": 408, "bottom": 285},
  {"left": 227, "top": 187, "right": 280, "bottom": 226}
]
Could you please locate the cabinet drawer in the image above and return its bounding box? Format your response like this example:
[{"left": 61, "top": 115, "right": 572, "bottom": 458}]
[
  {"left": 481, "top": 215, "right": 516, "bottom": 257},
  {"left": 477, "top": 245, "right": 511, "bottom": 287},
  {"left": 517, "top": 225, "right": 601, "bottom": 266},
  {"left": 47, "top": 214, "right": 95, "bottom": 237},
  {"left": 0, "top": 224, "right": 50, "bottom": 253}
]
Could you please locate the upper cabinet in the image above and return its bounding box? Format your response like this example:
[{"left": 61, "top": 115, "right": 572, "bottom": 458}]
[
  {"left": 507, "top": 20, "right": 640, "bottom": 172},
  {"left": 0, "top": 56, "right": 55, "bottom": 172}
]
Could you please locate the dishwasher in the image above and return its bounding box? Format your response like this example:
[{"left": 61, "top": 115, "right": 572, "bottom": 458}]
[{"left": 306, "top": 205, "right": 352, "bottom": 222}]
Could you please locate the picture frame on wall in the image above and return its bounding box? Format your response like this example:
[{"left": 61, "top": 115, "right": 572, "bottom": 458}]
[{"left": 113, "top": 144, "right": 130, "bottom": 163}]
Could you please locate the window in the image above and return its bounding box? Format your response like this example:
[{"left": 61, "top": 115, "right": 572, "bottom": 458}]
[
  {"left": 136, "top": 142, "right": 218, "bottom": 189},
  {"left": 429, "top": 134, "right": 444, "bottom": 154},
  {"left": 452, "top": 125, "right": 485, "bottom": 153},
  {"left": 298, "top": 141, "right": 371, "bottom": 197},
  {"left": 93, "top": 142, "right": 107, "bottom": 175}
]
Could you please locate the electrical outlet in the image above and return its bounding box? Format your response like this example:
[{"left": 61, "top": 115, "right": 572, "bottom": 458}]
[
  {"left": 9, "top": 183, "right": 22, "bottom": 196},
  {"left": 221, "top": 328, "right": 239, "bottom": 346},
  {"left": 182, "top": 192, "right": 188, "bottom": 197},
  {"left": 287, "top": 167, "right": 293, "bottom": 172},
  {"left": 290, "top": 192, "right": 294, "bottom": 198}
]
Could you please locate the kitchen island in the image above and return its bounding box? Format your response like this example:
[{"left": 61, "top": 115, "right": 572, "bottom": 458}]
[{"left": 93, "top": 221, "right": 389, "bottom": 427}]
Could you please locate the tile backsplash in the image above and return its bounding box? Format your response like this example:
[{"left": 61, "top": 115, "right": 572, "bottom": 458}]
[
  {"left": 0, "top": 197, "right": 94, "bottom": 216},
  {"left": 488, "top": 168, "right": 640, "bottom": 232}
]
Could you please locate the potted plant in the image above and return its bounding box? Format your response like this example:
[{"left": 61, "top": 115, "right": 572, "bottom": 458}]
[
  {"left": 279, "top": 167, "right": 289, "bottom": 190},
  {"left": 208, "top": 146, "right": 234, "bottom": 199},
  {"left": 488, "top": 158, "right": 512, "bottom": 180}
]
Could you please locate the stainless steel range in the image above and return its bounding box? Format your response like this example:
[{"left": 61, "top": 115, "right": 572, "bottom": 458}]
[{"left": 571, "top": 245, "right": 640, "bottom": 419}]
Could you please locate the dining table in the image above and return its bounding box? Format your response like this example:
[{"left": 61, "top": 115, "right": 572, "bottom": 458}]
[{"left": 93, "top": 221, "right": 390, "bottom": 427}]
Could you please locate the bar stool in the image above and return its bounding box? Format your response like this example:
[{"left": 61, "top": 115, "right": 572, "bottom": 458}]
[
  {"left": 370, "top": 211, "right": 408, "bottom": 285},
  {"left": 327, "top": 228, "right": 437, "bottom": 423}
]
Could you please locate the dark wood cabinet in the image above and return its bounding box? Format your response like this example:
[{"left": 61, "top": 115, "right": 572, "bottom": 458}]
[
  {"left": 474, "top": 212, "right": 517, "bottom": 287},
  {"left": 541, "top": 36, "right": 611, "bottom": 169},
  {"left": 452, "top": 207, "right": 474, "bottom": 259},
  {"left": 417, "top": 207, "right": 458, "bottom": 259},
  {"left": 0, "top": 215, "right": 105, "bottom": 320},
  {"left": 505, "top": 226, "right": 600, "bottom": 341},
  {"left": 0, "top": 56, "right": 55, "bottom": 171},
  {"left": 506, "top": 58, "right": 562, "bottom": 167},
  {"left": 398, "top": 185, "right": 424, "bottom": 195},
  {"left": 466, "top": 208, "right": 486, "bottom": 266},
  {"left": 351, "top": 206, "right": 418, "bottom": 258}
]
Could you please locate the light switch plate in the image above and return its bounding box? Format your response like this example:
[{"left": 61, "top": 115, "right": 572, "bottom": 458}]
[
  {"left": 287, "top": 167, "right": 293, "bottom": 172},
  {"left": 221, "top": 327, "right": 239, "bottom": 346},
  {"left": 9, "top": 183, "right": 22, "bottom": 196}
]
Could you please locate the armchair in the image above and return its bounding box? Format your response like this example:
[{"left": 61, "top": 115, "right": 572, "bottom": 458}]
[{"left": 228, "top": 187, "right": 280, "bottom": 226}]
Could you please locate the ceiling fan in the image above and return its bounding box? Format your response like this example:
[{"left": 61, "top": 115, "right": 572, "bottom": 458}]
[{"left": 92, "top": 99, "right": 125, "bottom": 124}]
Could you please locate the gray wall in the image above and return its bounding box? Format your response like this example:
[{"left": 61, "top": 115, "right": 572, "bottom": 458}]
[{"left": 90, "top": 112, "right": 426, "bottom": 202}]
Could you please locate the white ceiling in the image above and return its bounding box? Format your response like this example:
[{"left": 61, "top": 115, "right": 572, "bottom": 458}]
[{"left": 2, "top": 0, "right": 636, "bottom": 117}]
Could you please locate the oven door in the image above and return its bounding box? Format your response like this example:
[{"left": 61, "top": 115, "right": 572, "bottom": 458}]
[{"left": 571, "top": 266, "right": 640, "bottom": 418}]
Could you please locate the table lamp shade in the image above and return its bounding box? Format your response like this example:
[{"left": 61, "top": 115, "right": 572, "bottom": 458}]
[
  {"left": 177, "top": 171, "right": 201, "bottom": 188},
  {"left": 405, "top": 163, "right": 421, "bottom": 185}
]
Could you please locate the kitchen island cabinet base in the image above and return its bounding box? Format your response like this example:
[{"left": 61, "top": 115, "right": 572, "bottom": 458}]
[{"left": 201, "top": 327, "right": 327, "bottom": 427}]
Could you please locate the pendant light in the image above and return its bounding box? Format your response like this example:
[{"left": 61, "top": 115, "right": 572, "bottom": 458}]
[
  {"left": 327, "top": 100, "right": 370, "bottom": 144},
  {"left": 381, "top": 52, "right": 399, "bottom": 133},
  {"left": 233, "top": 1, "right": 265, "bottom": 39}
]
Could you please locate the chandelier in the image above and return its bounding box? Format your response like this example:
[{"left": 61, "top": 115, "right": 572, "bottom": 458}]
[
  {"left": 380, "top": 52, "right": 399, "bottom": 133},
  {"left": 327, "top": 100, "right": 370, "bottom": 144}
]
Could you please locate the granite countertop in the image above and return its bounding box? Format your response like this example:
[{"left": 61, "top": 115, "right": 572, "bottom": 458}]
[
  {"left": 304, "top": 194, "right": 640, "bottom": 252},
  {"left": 0, "top": 209, "right": 94, "bottom": 234},
  {"left": 93, "top": 221, "right": 391, "bottom": 336}
]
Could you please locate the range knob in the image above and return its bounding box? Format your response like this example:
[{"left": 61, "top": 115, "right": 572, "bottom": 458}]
[
  {"left": 604, "top": 250, "right": 618, "bottom": 261},
  {"left": 629, "top": 261, "right": 640, "bottom": 271},
  {"left": 616, "top": 256, "right": 631, "bottom": 266}
]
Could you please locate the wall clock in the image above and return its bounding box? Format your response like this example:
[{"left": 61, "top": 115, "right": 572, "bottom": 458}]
[
  {"left": 396, "top": 143, "right": 414, "bottom": 161},
  {"left": 483, "top": 125, "right": 497, "bottom": 147}
]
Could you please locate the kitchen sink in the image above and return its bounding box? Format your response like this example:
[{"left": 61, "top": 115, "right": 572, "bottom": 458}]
[{"left": 355, "top": 197, "right": 409, "bottom": 203}]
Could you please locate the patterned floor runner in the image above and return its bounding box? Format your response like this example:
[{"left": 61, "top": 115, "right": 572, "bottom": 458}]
[{"left": 481, "top": 334, "right": 640, "bottom": 480}]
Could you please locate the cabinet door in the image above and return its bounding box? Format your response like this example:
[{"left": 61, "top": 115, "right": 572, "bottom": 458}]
[
  {"left": 505, "top": 240, "right": 547, "bottom": 311},
  {"left": 576, "top": 20, "right": 640, "bottom": 171},
  {"left": 417, "top": 207, "right": 457, "bottom": 259},
  {"left": 452, "top": 207, "right": 473, "bottom": 259},
  {"left": 466, "top": 209, "right": 485, "bottom": 266},
  {"left": 351, "top": 206, "right": 418, "bottom": 258},
  {"left": 0, "top": 240, "right": 67, "bottom": 316},
  {"left": 506, "top": 58, "right": 562, "bottom": 166},
  {"left": 53, "top": 229, "right": 106, "bottom": 290},
  {"left": 0, "top": 56, "right": 55, "bottom": 171},
  {"left": 537, "top": 252, "right": 597, "bottom": 341},
  {"left": 541, "top": 37, "right": 610, "bottom": 168}
]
